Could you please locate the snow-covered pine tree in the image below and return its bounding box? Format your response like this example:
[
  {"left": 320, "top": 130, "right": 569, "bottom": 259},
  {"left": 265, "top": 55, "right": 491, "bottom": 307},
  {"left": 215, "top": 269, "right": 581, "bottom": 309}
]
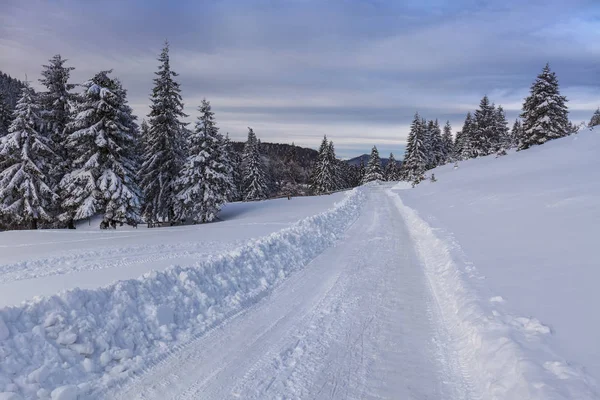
[
  {"left": 60, "top": 71, "right": 141, "bottom": 228},
  {"left": 510, "top": 119, "right": 522, "bottom": 148},
  {"left": 139, "top": 41, "right": 188, "bottom": 224},
  {"left": 0, "top": 91, "right": 12, "bottom": 137},
  {"left": 38, "top": 55, "right": 75, "bottom": 155},
  {"left": 423, "top": 119, "right": 433, "bottom": 169},
  {"left": 358, "top": 158, "right": 366, "bottom": 184},
  {"left": 429, "top": 119, "right": 444, "bottom": 168},
  {"left": 242, "top": 127, "right": 268, "bottom": 200},
  {"left": 473, "top": 95, "right": 496, "bottom": 156},
  {"left": 327, "top": 140, "right": 342, "bottom": 190},
  {"left": 441, "top": 120, "right": 454, "bottom": 163},
  {"left": 589, "top": 108, "right": 600, "bottom": 128},
  {"left": 174, "top": 99, "right": 229, "bottom": 223},
  {"left": 0, "top": 84, "right": 59, "bottom": 229},
  {"left": 519, "top": 64, "right": 569, "bottom": 150},
  {"left": 221, "top": 133, "right": 239, "bottom": 201},
  {"left": 495, "top": 105, "right": 510, "bottom": 153},
  {"left": 384, "top": 152, "right": 399, "bottom": 181},
  {"left": 460, "top": 112, "right": 478, "bottom": 160},
  {"left": 401, "top": 113, "right": 427, "bottom": 182},
  {"left": 362, "top": 146, "right": 384, "bottom": 183},
  {"left": 310, "top": 135, "right": 336, "bottom": 194},
  {"left": 453, "top": 130, "right": 464, "bottom": 161}
]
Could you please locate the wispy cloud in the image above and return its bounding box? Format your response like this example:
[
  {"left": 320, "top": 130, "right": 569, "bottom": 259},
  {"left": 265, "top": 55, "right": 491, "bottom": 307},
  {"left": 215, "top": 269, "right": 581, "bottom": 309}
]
[{"left": 1, "top": 0, "right": 599, "bottom": 157}]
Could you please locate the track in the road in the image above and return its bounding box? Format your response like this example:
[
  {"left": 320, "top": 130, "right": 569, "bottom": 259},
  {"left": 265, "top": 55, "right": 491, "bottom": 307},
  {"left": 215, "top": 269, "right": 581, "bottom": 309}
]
[{"left": 107, "top": 186, "right": 472, "bottom": 400}]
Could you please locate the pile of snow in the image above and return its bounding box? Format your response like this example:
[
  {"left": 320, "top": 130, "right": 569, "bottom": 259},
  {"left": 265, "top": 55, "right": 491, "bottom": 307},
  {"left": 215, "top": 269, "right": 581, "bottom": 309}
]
[
  {"left": 390, "top": 129, "right": 600, "bottom": 399},
  {"left": 0, "top": 188, "right": 364, "bottom": 399}
]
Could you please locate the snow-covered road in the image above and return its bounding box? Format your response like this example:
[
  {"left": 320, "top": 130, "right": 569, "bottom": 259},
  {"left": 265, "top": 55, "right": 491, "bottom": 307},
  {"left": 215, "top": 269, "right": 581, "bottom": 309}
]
[{"left": 107, "top": 186, "right": 471, "bottom": 400}]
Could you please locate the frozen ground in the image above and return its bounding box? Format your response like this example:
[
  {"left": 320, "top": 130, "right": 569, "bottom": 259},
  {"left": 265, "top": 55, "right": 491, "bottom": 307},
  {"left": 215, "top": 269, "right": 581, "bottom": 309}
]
[
  {"left": 1, "top": 130, "right": 599, "bottom": 400},
  {"left": 398, "top": 128, "right": 600, "bottom": 386},
  {"left": 0, "top": 193, "right": 346, "bottom": 307}
]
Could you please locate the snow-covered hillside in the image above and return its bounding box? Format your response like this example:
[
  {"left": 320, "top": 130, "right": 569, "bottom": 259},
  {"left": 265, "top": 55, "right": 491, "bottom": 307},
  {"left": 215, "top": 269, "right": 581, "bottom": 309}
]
[
  {"left": 0, "top": 130, "right": 598, "bottom": 400},
  {"left": 397, "top": 128, "right": 600, "bottom": 391}
]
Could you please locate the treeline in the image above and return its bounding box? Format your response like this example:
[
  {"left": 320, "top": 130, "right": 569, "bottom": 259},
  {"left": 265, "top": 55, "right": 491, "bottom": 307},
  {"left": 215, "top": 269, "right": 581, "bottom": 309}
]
[
  {"left": 0, "top": 42, "right": 346, "bottom": 231},
  {"left": 401, "top": 63, "right": 595, "bottom": 184}
]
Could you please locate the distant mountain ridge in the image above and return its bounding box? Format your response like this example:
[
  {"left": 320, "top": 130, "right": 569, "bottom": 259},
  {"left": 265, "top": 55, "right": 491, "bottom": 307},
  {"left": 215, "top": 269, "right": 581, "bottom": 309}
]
[{"left": 346, "top": 154, "right": 401, "bottom": 167}]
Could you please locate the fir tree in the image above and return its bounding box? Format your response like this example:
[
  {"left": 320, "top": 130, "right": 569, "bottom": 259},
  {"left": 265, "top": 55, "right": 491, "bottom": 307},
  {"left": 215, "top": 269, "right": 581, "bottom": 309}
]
[
  {"left": 0, "top": 91, "right": 12, "bottom": 137},
  {"left": 384, "top": 152, "right": 400, "bottom": 181},
  {"left": 242, "top": 127, "right": 268, "bottom": 200},
  {"left": 519, "top": 64, "right": 569, "bottom": 150},
  {"left": 453, "top": 130, "right": 464, "bottom": 161},
  {"left": 495, "top": 105, "right": 510, "bottom": 153},
  {"left": 38, "top": 55, "right": 75, "bottom": 155},
  {"left": 358, "top": 158, "right": 366, "bottom": 184},
  {"left": 221, "top": 133, "right": 239, "bottom": 201},
  {"left": 460, "top": 112, "right": 478, "bottom": 160},
  {"left": 589, "top": 108, "right": 600, "bottom": 128},
  {"left": 311, "top": 136, "right": 337, "bottom": 194},
  {"left": 441, "top": 120, "right": 454, "bottom": 163},
  {"left": 473, "top": 95, "right": 496, "bottom": 156},
  {"left": 60, "top": 71, "right": 141, "bottom": 228},
  {"left": 362, "top": 146, "right": 384, "bottom": 183},
  {"left": 401, "top": 113, "right": 427, "bottom": 182},
  {"left": 429, "top": 119, "right": 444, "bottom": 168},
  {"left": 174, "top": 99, "right": 229, "bottom": 223},
  {"left": 0, "top": 84, "right": 58, "bottom": 229},
  {"left": 139, "top": 41, "right": 187, "bottom": 223},
  {"left": 510, "top": 119, "right": 522, "bottom": 149}
]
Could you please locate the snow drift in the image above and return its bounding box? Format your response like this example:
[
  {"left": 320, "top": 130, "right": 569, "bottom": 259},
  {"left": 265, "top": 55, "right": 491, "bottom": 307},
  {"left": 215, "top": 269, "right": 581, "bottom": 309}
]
[
  {"left": 389, "top": 128, "right": 600, "bottom": 399},
  {"left": 0, "top": 188, "right": 364, "bottom": 399}
]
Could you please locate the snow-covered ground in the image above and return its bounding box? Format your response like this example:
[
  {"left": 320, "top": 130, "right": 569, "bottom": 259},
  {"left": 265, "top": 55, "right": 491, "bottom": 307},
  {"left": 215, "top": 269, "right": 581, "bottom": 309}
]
[
  {"left": 396, "top": 128, "right": 600, "bottom": 396},
  {"left": 0, "top": 193, "right": 346, "bottom": 307},
  {"left": 1, "top": 130, "right": 599, "bottom": 400}
]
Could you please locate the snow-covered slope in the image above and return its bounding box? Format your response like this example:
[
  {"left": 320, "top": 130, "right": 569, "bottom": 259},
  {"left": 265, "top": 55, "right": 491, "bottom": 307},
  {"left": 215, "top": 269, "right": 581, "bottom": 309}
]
[
  {"left": 0, "top": 189, "right": 364, "bottom": 399},
  {"left": 395, "top": 128, "right": 600, "bottom": 393},
  {"left": 0, "top": 193, "right": 346, "bottom": 307}
]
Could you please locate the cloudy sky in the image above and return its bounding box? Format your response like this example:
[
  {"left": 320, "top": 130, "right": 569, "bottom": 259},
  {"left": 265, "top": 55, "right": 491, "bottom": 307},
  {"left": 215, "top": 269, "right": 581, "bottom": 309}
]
[{"left": 1, "top": 0, "right": 599, "bottom": 158}]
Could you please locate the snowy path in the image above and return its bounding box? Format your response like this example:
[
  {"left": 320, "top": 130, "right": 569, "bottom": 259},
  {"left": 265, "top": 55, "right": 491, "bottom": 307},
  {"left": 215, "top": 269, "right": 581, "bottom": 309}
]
[{"left": 108, "top": 186, "right": 470, "bottom": 400}]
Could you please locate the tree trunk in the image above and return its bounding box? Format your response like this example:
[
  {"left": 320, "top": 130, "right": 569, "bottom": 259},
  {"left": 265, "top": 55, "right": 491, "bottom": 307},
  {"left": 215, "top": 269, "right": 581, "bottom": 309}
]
[
  {"left": 31, "top": 219, "right": 38, "bottom": 230},
  {"left": 67, "top": 219, "right": 76, "bottom": 229}
]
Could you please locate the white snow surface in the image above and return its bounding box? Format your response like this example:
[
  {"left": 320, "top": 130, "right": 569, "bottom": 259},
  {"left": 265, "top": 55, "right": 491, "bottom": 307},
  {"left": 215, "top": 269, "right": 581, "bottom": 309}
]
[
  {"left": 0, "top": 189, "right": 364, "bottom": 399},
  {"left": 394, "top": 128, "right": 600, "bottom": 398},
  {"left": 1, "top": 131, "right": 599, "bottom": 399},
  {"left": 0, "top": 193, "right": 346, "bottom": 307}
]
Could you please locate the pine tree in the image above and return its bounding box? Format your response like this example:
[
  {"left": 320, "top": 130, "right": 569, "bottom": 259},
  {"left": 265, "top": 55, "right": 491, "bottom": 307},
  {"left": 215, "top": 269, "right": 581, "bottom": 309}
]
[
  {"left": 362, "top": 146, "right": 384, "bottom": 183},
  {"left": 495, "top": 105, "right": 510, "bottom": 153},
  {"left": 39, "top": 55, "right": 75, "bottom": 154},
  {"left": 221, "top": 133, "right": 239, "bottom": 201},
  {"left": 0, "top": 84, "right": 59, "bottom": 229},
  {"left": 139, "top": 41, "right": 188, "bottom": 224},
  {"left": 60, "top": 71, "right": 141, "bottom": 228},
  {"left": 510, "top": 119, "right": 522, "bottom": 148},
  {"left": 328, "top": 141, "right": 342, "bottom": 190},
  {"left": 519, "top": 64, "right": 569, "bottom": 150},
  {"left": 473, "top": 95, "right": 496, "bottom": 156},
  {"left": 441, "top": 120, "right": 454, "bottom": 163},
  {"left": 589, "top": 108, "right": 600, "bottom": 128},
  {"left": 242, "top": 127, "right": 268, "bottom": 200},
  {"left": 453, "top": 130, "right": 464, "bottom": 161},
  {"left": 0, "top": 91, "right": 12, "bottom": 138},
  {"left": 384, "top": 152, "right": 400, "bottom": 181},
  {"left": 358, "top": 158, "right": 366, "bottom": 184},
  {"left": 174, "top": 99, "right": 229, "bottom": 223},
  {"left": 401, "top": 113, "right": 427, "bottom": 182},
  {"left": 429, "top": 119, "right": 444, "bottom": 168},
  {"left": 311, "top": 136, "right": 337, "bottom": 194},
  {"left": 460, "top": 112, "right": 478, "bottom": 160}
]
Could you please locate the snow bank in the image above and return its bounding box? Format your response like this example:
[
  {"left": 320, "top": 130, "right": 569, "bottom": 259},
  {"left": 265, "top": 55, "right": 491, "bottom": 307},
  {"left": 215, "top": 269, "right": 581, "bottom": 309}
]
[
  {"left": 387, "top": 189, "right": 599, "bottom": 399},
  {"left": 0, "top": 188, "right": 364, "bottom": 399}
]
